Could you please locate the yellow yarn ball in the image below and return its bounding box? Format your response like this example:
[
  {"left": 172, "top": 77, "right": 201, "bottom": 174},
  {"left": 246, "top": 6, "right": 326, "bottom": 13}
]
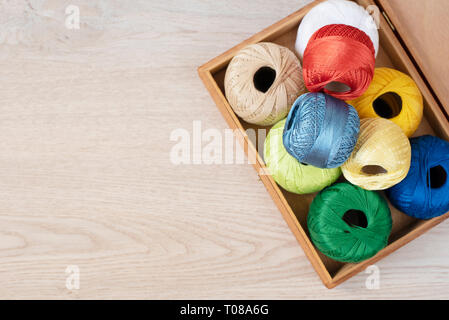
[
  {"left": 342, "top": 118, "right": 411, "bottom": 190},
  {"left": 348, "top": 67, "right": 423, "bottom": 137}
]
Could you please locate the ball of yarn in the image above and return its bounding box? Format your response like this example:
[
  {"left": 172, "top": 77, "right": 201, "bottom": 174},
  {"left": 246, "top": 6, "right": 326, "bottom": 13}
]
[
  {"left": 342, "top": 118, "right": 411, "bottom": 190},
  {"left": 295, "top": 0, "right": 379, "bottom": 59},
  {"left": 224, "top": 42, "right": 306, "bottom": 126},
  {"left": 302, "top": 24, "right": 375, "bottom": 100},
  {"left": 308, "top": 182, "right": 392, "bottom": 263},
  {"left": 282, "top": 92, "right": 360, "bottom": 169},
  {"left": 348, "top": 68, "right": 423, "bottom": 137},
  {"left": 264, "top": 119, "right": 341, "bottom": 194},
  {"left": 386, "top": 135, "right": 449, "bottom": 219}
]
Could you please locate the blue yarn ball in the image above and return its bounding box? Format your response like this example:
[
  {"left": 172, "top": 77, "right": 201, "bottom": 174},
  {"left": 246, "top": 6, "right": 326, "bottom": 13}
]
[
  {"left": 282, "top": 92, "right": 360, "bottom": 168},
  {"left": 386, "top": 135, "right": 449, "bottom": 219}
]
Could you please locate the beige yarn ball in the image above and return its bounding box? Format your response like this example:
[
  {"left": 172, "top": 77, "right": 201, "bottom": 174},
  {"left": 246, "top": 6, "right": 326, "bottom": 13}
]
[{"left": 224, "top": 42, "right": 306, "bottom": 126}]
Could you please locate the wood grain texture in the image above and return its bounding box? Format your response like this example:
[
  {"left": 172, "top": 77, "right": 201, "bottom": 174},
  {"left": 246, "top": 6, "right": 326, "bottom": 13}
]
[{"left": 0, "top": 0, "right": 448, "bottom": 299}]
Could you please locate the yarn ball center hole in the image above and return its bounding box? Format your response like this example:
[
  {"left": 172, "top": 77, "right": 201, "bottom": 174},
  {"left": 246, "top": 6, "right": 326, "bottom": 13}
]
[
  {"left": 361, "top": 165, "right": 388, "bottom": 175},
  {"left": 373, "top": 92, "right": 402, "bottom": 119},
  {"left": 342, "top": 209, "right": 368, "bottom": 232},
  {"left": 427, "top": 165, "right": 447, "bottom": 189},
  {"left": 253, "top": 66, "right": 276, "bottom": 93},
  {"left": 324, "top": 81, "right": 351, "bottom": 93}
]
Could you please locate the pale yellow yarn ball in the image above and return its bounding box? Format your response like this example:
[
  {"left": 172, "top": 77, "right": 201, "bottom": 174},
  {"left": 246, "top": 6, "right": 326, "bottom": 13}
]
[
  {"left": 348, "top": 67, "right": 423, "bottom": 137},
  {"left": 342, "top": 118, "right": 411, "bottom": 190},
  {"left": 224, "top": 42, "right": 306, "bottom": 126}
]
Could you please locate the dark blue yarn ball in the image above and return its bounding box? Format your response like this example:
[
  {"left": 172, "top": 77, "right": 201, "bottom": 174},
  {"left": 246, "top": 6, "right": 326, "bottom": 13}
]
[
  {"left": 282, "top": 92, "right": 360, "bottom": 169},
  {"left": 386, "top": 135, "right": 449, "bottom": 219}
]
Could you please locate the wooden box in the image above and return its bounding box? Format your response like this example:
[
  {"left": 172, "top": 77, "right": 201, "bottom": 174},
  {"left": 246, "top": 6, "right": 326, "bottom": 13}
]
[{"left": 198, "top": 0, "right": 449, "bottom": 288}]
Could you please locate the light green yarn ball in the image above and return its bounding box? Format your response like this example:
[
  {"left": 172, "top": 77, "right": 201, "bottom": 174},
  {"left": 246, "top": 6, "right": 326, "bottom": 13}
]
[{"left": 264, "top": 119, "right": 341, "bottom": 194}]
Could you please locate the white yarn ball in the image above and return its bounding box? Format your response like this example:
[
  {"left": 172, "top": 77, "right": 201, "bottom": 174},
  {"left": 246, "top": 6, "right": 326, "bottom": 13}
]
[{"left": 295, "top": 0, "right": 379, "bottom": 59}]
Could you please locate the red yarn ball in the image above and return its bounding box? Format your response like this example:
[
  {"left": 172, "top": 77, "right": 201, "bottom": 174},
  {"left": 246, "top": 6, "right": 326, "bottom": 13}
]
[{"left": 302, "top": 24, "right": 375, "bottom": 100}]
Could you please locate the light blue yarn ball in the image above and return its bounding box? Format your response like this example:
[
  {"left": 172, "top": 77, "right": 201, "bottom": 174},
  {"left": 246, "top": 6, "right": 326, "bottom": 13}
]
[{"left": 282, "top": 92, "right": 360, "bottom": 169}]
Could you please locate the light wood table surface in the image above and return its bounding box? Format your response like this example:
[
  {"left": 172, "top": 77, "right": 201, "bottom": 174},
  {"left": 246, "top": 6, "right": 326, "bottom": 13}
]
[{"left": 0, "top": 0, "right": 448, "bottom": 299}]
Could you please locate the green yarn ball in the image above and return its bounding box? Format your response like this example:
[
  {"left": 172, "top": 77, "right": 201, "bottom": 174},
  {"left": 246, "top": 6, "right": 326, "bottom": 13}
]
[
  {"left": 308, "top": 182, "right": 392, "bottom": 263},
  {"left": 264, "top": 119, "right": 341, "bottom": 194}
]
